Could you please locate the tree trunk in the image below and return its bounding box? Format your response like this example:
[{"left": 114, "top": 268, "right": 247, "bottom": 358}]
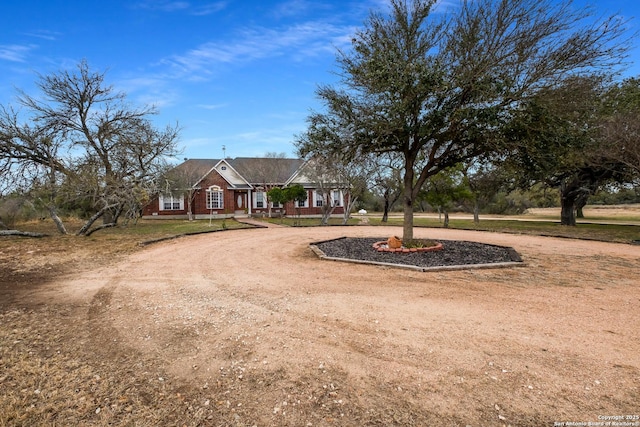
[
  {"left": 112, "top": 204, "right": 124, "bottom": 224},
  {"left": 48, "top": 205, "right": 68, "bottom": 235},
  {"left": 473, "top": 200, "right": 480, "bottom": 224},
  {"left": 575, "top": 192, "right": 589, "bottom": 219},
  {"left": 342, "top": 194, "right": 357, "bottom": 225},
  {"left": 0, "top": 230, "right": 48, "bottom": 237},
  {"left": 560, "top": 197, "right": 576, "bottom": 226},
  {"left": 85, "top": 222, "right": 117, "bottom": 237},
  {"left": 320, "top": 194, "right": 336, "bottom": 226},
  {"left": 402, "top": 164, "right": 417, "bottom": 242},
  {"left": 382, "top": 190, "right": 390, "bottom": 223},
  {"left": 77, "top": 203, "right": 118, "bottom": 235},
  {"left": 186, "top": 190, "right": 194, "bottom": 221},
  {"left": 402, "top": 186, "right": 414, "bottom": 242},
  {"left": 443, "top": 210, "right": 450, "bottom": 228},
  {"left": 560, "top": 184, "right": 577, "bottom": 226}
]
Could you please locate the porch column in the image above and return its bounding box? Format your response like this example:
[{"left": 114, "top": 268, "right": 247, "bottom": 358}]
[{"left": 247, "top": 189, "right": 252, "bottom": 215}]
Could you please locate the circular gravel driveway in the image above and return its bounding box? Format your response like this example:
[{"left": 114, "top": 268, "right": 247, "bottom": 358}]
[{"left": 50, "top": 225, "right": 640, "bottom": 426}]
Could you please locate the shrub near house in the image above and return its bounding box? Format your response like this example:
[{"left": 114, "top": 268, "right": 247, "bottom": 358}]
[{"left": 143, "top": 157, "right": 347, "bottom": 219}]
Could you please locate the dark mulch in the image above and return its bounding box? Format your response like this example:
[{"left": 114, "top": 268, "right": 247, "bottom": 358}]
[{"left": 313, "top": 237, "right": 522, "bottom": 269}]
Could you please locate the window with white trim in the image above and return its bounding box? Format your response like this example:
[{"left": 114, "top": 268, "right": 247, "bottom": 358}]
[
  {"left": 314, "top": 191, "right": 325, "bottom": 207},
  {"left": 159, "top": 193, "right": 184, "bottom": 211},
  {"left": 296, "top": 191, "right": 309, "bottom": 208},
  {"left": 206, "top": 186, "right": 224, "bottom": 209},
  {"left": 255, "top": 191, "right": 265, "bottom": 208},
  {"left": 332, "top": 190, "right": 342, "bottom": 207}
]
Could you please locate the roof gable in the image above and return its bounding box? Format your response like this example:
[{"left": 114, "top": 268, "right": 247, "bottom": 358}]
[{"left": 213, "top": 159, "right": 252, "bottom": 188}]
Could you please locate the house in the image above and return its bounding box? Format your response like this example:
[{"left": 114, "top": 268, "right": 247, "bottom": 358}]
[{"left": 142, "top": 157, "right": 348, "bottom": 219}]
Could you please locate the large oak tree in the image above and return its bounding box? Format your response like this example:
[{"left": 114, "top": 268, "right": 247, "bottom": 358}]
[
  {"left": 502, "top": 75, "right": 638, "bottom": 226},
  {"left": 296, "top": 0, "right": 629, "bottom": 240}
]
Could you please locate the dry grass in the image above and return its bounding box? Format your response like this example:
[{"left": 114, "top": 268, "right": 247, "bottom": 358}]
[
  {"left": 0, "top": 302, "right": 450, "bottom": 426},
  {"left": 0, "top": 218, "right": 257, "bottom": 426}
]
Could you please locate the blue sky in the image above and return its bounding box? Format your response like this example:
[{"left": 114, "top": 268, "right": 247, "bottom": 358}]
[{"left": 1, "top": 0, "right": 639, "bottom": 160}]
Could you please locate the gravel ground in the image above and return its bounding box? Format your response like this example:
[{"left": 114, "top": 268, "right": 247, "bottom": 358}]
[{"left": 313, "top": 237, "right": 523, "bottom": 268}]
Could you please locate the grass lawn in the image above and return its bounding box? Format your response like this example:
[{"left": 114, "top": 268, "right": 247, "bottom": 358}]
[
  {"left": 0, "top": 218, "right": 255, "bottom": 270},
  {"left": 255, "top": 210, "right": 640, "bottom": 244},
  {"left": 261, "top": 216, "right": 361, "bottom": 227},
  {"left": 365, "top": 216, "right": 640, "bottom": 244},
  {"left": 4, "top": 211, "right": 640, "bottom": 245},
  {"left": 6, "top": 217, "right": 251, "bottom": 238}
]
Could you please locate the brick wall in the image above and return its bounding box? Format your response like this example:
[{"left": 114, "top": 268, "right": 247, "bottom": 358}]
[{"left": 193, "top": 174, "right": 234, "bottom": 215}]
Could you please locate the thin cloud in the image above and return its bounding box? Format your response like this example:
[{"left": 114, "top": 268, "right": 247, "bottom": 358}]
[
  {"left": 132, "top": 1, "right": 226, "bottom": 15},
  {"left": 22, "top": 30, "right": 61, "bottom": 41},
  {"left": 116, "top": 75, "right": 178, "bottom": 108},
  {"left": 118, "top": 76, "right": 167, "bottom": 93},
  {"left": 162, "top": 21, "right": 353, "bottom": 78},
  {"left": 0, "top": 44, "right": 37, "bottom": 62},
  {"left": 133, "top": 1, "right": 190, "bottom": 12},
  {"left": 192, "top": 2, "right": 227, "bottom": 16},
  {"left": 196, "top": 103, "right": 227, "bottom": 110},
  {"left": 270, "top": 0, "right": 324, "bottom": 19}
]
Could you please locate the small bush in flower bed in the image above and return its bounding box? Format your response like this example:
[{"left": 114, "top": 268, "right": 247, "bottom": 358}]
[{"left": 403, "top": 239, "right": 439, "bottom": 249}]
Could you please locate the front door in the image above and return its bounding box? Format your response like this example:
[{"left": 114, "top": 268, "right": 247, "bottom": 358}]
[{"left": 235, "top": 192, "right": 246, "bottom": 214}]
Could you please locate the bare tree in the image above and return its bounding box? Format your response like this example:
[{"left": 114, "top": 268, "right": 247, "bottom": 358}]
[
  {"left": 0, "top": 113, "right": 71, "bottom": 233},
  {"left": 161, "top": 160, "right": 207, "bottom": 221},
  {"left": 299, "top": 126, "right": 375, "bottom": 224},
  {"left": 232, "top": 152, "right": 296, "bottom": 217},
  {"left": 369, "top": 153, "right": 403, "bottom": 222},
  {"left": 302, "top": 157, "right": 341, "bottom": 225},
  {"left": 331, "top": 153, "right": 372, "bottom": 225},
  {"left": 259, "top": 153, "right": 290, "bottom": 217},
  {"left": 0, "top": 60, "right": 180, "bottom": 235}
]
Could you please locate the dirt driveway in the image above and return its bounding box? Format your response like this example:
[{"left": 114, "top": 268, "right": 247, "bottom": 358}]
[{"left": 20, "top": 226, "right": 640, "bottom": 425}]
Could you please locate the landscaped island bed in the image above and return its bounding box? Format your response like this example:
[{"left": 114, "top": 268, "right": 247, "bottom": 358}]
[{"left": 313, "top": 237, "right": 522, "bottom": 270}]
